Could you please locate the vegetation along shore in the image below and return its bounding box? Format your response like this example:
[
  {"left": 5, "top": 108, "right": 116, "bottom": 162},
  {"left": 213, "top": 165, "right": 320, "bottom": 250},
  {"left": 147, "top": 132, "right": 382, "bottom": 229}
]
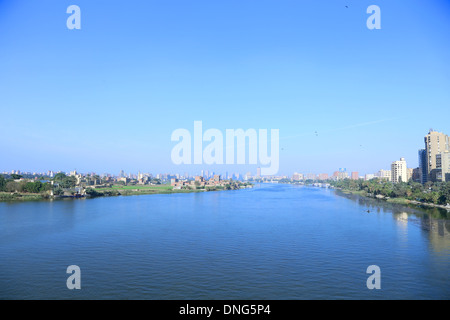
[
  {"left": 328, "top": 178, "right": 450, "bottom": 210},
  {"left": 0, "top": 173, "right": 253, "bottom": 202}
]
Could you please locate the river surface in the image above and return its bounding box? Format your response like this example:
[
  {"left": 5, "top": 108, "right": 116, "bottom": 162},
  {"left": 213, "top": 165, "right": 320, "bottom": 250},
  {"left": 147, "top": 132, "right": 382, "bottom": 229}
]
[{"left": 0, "top": 183, "right": 449, "bottom": 299}]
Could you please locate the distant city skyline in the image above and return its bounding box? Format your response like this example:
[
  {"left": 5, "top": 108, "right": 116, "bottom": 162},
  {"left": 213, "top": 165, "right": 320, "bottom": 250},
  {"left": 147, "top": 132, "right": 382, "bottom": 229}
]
[
  {"left": 1, "top": 127, "right": 448, "bottom": 178},
  {"left": 1, "top": 1, "right": 449, "bottom": 175}
]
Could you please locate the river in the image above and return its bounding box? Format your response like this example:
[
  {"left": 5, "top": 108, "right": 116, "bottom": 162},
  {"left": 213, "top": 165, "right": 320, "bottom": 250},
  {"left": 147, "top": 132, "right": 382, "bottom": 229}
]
[{"left": 0, "top": 183, "right": 448, "bottom": 299}]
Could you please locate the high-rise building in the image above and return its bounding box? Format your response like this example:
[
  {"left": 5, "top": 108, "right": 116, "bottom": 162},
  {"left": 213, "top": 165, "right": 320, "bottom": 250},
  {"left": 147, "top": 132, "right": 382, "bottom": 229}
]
[
  {"left": 418, "top": 149, "right": 427, "bottom": 184},
  {"left": 412, "top": 167, "right": 421, "bottom": 183},
  {"left": 424, "top": 129, "right": 449, "bottom": 182},
  {"left": 391, "top": 157, "right": 407, "bottom": 183},
  {"left": 351, "top": 172, "right": 359, "bottom": 180},
  {"left": 256, "top": 167, "right": 261, "bottom": 178},
  {"left": 318, "top": 173, "right": 329, "bottom": 180}
]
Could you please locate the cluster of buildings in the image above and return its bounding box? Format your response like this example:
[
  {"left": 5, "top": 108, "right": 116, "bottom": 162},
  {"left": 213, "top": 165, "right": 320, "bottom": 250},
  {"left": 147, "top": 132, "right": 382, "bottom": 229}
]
[
  {"left": 289, "top": 129, "right": 449, "bottom": 185},
  {"left": 386, "top": 129, "right": 449, "bottom": 184},
  {"left": 418, "top": 129, "right": 450, "bottom": 183},
  {"left": 170, "top": 175, "right": 243, "bottom": 190}
]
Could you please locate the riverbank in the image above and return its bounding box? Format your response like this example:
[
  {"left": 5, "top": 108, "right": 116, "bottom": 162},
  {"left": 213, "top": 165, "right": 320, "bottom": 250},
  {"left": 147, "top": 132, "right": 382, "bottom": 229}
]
[
  {"left": 336, "top": 188, "right": 450, "bottom": 210},
  {"left": 0, "top": 184, "right": 253, "bottom": 202}
]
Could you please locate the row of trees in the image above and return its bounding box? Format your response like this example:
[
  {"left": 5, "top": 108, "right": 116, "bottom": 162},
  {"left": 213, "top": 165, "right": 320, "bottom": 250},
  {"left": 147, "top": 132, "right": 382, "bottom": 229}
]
[
  {"left": 53, "top": 173, "right": 77, "bottom": 188},
  {"left": 0, "top": 172, "right": 75, "bottom": 194},
  {"left": 0, "top": 172, "right": 164, "bottom": 196},
  {"left": 0, "top": 175, "right": 51, "bottom": 193},
  {"left": 330, "top": 178, "right": 450, "bottom": 205}
]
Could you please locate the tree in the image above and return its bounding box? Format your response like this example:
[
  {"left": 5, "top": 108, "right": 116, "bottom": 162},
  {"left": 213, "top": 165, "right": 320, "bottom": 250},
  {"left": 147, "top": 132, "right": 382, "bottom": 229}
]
[
  {"left": 5, "top": 181, "right": 18, "bottom": 192},
  {"left": 23, "top": 181, "right": 49, "bottom": 193},
  {"left": 10, "top": 174, "right": 23, "bottom": 180},
  {"left": 85, "top": 188, "right": 101, "bottom": 197},
  {"left": 60, "top": 176, "right": 76, "bottom": 189},
  {"left": 24, "top": 181, "right": 43, "bottom": 193},
  {"left": 438, "top": 182, "right": 450, "bottom": 205},
  {"left": 53, "top": 186, "right": 64, "bottom": 196},
  {"left": 0, "top": 175, "right": 6, "bottom": 192},
  {"left": 53, "top": 173, "right": 67, "bottom": 181}
]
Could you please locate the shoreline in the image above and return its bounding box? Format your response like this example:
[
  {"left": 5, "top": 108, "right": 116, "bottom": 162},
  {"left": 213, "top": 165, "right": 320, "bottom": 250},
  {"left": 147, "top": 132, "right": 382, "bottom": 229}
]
[
  {"left": 0, "top": 184, "right": 253, "bottom": 203},
  {"left": 334, "top": 187, "right": 450, "bottom": 211}
]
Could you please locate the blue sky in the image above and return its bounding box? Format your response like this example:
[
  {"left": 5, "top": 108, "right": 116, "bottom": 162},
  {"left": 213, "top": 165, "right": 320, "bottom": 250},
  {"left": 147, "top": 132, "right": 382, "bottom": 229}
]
[{"left": 0, "top": 0, "right": 449, "bottom": 176}]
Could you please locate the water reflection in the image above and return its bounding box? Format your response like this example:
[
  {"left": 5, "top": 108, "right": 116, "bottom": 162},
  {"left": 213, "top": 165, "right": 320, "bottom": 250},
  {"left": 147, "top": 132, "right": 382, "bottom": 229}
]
[{"left": 335, "top": 190, "right": 450, "bottom": 253}]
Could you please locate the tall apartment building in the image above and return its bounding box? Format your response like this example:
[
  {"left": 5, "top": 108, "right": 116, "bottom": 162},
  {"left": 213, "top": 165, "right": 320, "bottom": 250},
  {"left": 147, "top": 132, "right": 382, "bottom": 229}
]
[
  {"left": 351, "top": 172, "right": 359, "bottom": 180},
  {"left": 391, "top": 158, "right": 407, "bottom": 183},
  {"left": 418, "top": 149, "right": 427, "bottom": 184},
  {"left": 424, "top": 129, "right": 449, "bottom": 182}
]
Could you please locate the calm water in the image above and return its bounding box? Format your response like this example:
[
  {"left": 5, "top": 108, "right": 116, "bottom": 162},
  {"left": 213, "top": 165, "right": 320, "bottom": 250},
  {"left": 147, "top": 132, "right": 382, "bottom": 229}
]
[{"left": 0, "top": 184, "right": 449, "bottom": 299}]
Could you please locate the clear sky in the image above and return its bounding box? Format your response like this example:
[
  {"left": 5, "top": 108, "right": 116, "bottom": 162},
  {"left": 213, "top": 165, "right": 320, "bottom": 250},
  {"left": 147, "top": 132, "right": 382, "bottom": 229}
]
[{"left": 1, "top": 0, "right": 449, "bottom": 176}]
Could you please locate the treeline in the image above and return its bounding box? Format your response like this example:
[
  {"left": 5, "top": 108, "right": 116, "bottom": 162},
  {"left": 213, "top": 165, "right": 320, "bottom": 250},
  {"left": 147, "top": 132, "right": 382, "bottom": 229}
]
[
  {"left": 0, "top": 175, "right": 52, "bottom": 193},
  {"left": 330, "top": 178, "right": 450, "bottom": 205}
]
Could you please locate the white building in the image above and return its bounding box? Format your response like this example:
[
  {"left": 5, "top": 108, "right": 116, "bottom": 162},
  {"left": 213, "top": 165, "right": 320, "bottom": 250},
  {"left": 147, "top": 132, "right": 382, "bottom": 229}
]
[{"left": 391, "top": 158, "right": 408, "bottom": 183}]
